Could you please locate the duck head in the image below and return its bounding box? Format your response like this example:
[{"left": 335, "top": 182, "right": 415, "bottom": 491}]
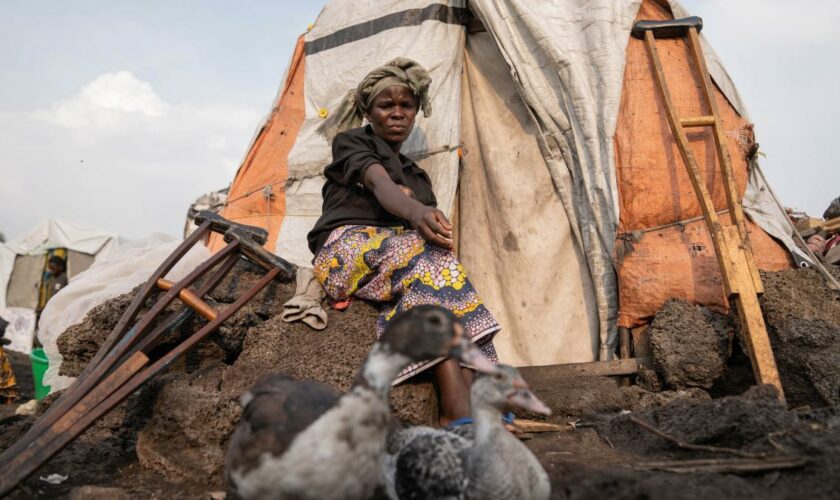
[
  {"left": 472, "top": 364, "right": 551, "bottom": 415},
  {"left": 379, "top": 305, "right": 497, "bottom": 374}
]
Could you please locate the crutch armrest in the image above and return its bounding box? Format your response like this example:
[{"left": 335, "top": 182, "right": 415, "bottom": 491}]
[
  {"left": 194, "top": 210, "right": 269, "bottom": 246},
  {"left": 632, "top": 16, "right": 703, "bottom": 39}
]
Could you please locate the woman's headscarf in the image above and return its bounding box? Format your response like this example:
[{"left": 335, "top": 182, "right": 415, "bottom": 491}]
[{"left": 317, "top": 57, "right": 432, "bottom": 142}]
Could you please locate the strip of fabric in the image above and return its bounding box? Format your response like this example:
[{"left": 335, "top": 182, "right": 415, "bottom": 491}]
[
  {"left": 304, "top": 3, "right": 469, "bottom": 56},
  {"left": 314, "top": 225, "right": 499, "bottom": 383},
  {"left": 0, "top": 345, "right": 18, "bottom": 404}
]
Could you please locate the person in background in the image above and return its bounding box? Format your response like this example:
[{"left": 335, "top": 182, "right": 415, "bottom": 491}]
[{"left": 41, "top": 255, "right": 68, "bottom": 310}]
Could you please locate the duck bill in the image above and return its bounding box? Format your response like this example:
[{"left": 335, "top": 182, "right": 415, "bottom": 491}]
[
  {"left": 507, "top": 381, "right": 552, "bottom": 415},
  {"left": 451, "top": 337, "right": 498, "bottom": 374}
]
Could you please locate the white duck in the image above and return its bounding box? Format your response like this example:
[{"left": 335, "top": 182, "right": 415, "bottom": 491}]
[
  {"left": 387, "top": 365, "right": 552, "bottom": 500},
  {"left": 225, "top": 305, "right": 498, "bottom": 500}
]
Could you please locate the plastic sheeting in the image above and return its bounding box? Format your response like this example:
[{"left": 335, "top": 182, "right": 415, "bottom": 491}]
[
  {"left": 616, "top": 219, "right": 791, "bottom": 328},
  {"left": 743, "top": 161, "right": 812, "bottom": 268},
  {"left": 470, "top": 0, "right": 640, "bottom": 358},
  {"left": 0, "top": 243, "right": 18, "bottom": 310},
  {"left": 459, "top": 31, "right": 599, "bottom": 365},
  {"left": 7, "top": 219, "right": 117, "bottom": 258},
  {"left": 5, "top": 255, "right": 43, "bottom": 310},
  {"left": 38, "top": 234, "right": 210, "bottom": 394},
  {"left": 0, "top": 307, "right": 37, "bottom": 354},
  {"left": 208, "top": 36, "right": 308, "bottom": 254}
]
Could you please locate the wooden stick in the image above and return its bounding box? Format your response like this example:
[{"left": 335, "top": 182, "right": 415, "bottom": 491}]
[
  {"left": 156, "top": 278, "right": 218, "bottom": 321},
  {"left": 680, "top": 115, "right": 715, "bottom": 127},
  {"left": 627, "top": 415, "right": 766, "bottom": 459},
  {"left": 634, "top": 456, "right": 807, "bottom": 474},
  {"left": 512, "top": 419, "right": 567, "bottom": 433},
  {"left": 518, "top": 357, "right": 651, "bottom": 384}
]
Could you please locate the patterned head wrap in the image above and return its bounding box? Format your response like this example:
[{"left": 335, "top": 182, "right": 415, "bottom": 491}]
[{"left": 317, "top": 57, "right": 432, "bottom": 142}]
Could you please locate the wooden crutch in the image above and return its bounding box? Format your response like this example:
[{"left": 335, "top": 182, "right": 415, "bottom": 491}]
[{"left": 632, "top": 16, "right": 785, "bottom": 401}]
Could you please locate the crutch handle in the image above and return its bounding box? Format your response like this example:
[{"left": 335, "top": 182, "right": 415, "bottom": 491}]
[
  {"left": 632, "top": 16, "right": 703, "bottom": 40},
  {"left": 194, "top": 210, "right": 269, "bottom": 245}
]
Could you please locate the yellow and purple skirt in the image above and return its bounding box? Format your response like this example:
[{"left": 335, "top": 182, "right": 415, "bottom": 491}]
[{"left": 314, "top": 225, "right": 500, "bottom": 383}]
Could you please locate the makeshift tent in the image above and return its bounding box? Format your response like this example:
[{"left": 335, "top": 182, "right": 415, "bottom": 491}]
[
  {"left": 209, "top": 0, "right": 801, "bottom": 367},
  {"left": 0, "top": 219, "right": 117, "bottom": 353}
]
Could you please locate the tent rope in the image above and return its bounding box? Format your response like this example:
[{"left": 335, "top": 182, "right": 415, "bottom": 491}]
[{"left": 222, "top": 144, "right": 460, "bottom": 209}]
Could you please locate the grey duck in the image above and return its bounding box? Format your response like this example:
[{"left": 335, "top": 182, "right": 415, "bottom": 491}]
[{"left": 225, "top": 305, "right": 498, "bottom": 500}]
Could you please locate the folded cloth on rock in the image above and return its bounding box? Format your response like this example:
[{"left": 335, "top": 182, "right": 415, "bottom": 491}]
[{"left": 281, "top": 267, "right": 328, "bottom": 330}]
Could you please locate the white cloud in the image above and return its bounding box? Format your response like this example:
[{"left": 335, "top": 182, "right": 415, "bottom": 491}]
[
  {"left": 35, "top": 71, "right": 169, "bottom": 128},
  {"left": 0, "top": 71, "right": 261, "bottom": 240}
]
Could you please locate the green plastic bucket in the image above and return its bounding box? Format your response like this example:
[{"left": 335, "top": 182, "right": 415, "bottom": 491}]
[{"left": 30, "top": 348, "right": 51, "bottom": 400}]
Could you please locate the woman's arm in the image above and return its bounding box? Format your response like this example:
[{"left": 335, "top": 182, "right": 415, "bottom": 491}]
[{"left": 363, "top": 163, "right": 453, "bottom": 249}]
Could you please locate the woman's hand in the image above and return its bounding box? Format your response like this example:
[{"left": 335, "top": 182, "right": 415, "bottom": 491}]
[
  {"left": 364, "top": 163, "right": 454, "bottom": 249},
  {"left": 408, "top": 205, "right": 454, "bottom": 250}
]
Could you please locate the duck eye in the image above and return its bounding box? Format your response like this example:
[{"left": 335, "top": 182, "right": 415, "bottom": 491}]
[
  {"left": 427, "top": 315, "right": 443, "bottom": 327},
  {"left": 494, "top": 373, "right": 504, "bottom": 381}
]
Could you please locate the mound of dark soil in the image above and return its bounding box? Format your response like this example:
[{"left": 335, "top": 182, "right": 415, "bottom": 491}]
[
  {"left": 0, "top": 385, "right": 162, "bottom": 499},
  {"left": 760, "top": 268, "right": 840, "bottom": 408},
  {"left": 135, "top": 363, "right": 238, "bottom": 486},
  {"left": 605, "top": 385, "right": 795, "bottom": 454},
  {"left": 647, "top": 299, "right": 732, "bottom": 389},
  {"left": 56, "top": 292, "right": 135, "bottom": 378}
]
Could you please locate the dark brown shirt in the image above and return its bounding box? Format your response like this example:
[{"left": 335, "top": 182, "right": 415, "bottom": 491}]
[{"left": 307, "top": 125, "right": 437, "bottom": 256}]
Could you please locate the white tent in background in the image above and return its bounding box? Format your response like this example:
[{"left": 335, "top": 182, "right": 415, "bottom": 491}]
[{"left": 0, "top": 219, "right": 118, "bottom": 353}]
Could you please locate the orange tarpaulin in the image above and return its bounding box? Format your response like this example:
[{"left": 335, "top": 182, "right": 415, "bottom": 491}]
[
  {"left": 614, "top": 0, "right": 792, "bottom": 328},
  {"left": 208, "top": 36, "right": 307, "bottom": 253}
]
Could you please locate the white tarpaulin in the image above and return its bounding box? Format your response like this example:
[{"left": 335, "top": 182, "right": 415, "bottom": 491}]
[
  {"left": 38, "top": 233, "right": 210, "bottom": 394},
  {"left": 0, "top": 243, "right": 14, "bottom": 310},
  {"left": 8, "top": 219, "right": 117, "bottom": 258},
  {"left": 459, "top": 31, "right": 599, "bottom": 365},
  {"left": 0, "top": 307, "right": 37, "bottom": 354}
]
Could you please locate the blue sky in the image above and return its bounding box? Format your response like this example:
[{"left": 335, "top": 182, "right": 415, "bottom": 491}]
[{"left": 1, "top": 1, "right": 837, "bottom": 240}]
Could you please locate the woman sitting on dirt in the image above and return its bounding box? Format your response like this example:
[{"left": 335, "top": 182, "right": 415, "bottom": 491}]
[{"left": 307, "top": 58, "right": 500, "bottom": 427}]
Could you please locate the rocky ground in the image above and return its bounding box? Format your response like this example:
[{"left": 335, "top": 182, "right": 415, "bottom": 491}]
[{"left": 1, "top": 262, "right": 839, "bottom": 499}]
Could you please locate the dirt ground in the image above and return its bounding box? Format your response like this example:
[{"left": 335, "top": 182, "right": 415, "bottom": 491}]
[{"left": 1, "top": 265, "right": 839, "bottom": 499}]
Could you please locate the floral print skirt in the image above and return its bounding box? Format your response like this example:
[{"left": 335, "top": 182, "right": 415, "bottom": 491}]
[{"left": 314, "top": 225, "right": 500, "bottom": 383}]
